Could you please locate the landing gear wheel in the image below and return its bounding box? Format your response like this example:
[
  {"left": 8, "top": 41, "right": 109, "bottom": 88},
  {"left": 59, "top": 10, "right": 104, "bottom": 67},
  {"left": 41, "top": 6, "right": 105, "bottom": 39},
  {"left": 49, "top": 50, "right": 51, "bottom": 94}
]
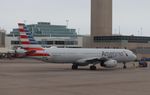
[
  {"left": 123, "top": 63, "right": 127, "bottom": 69},
  {"left": 123, "top": 65, "right": 127, "bottom": 69},
  {"left": 90, "top": 65, "right": 97, "bottom": 70},
  {"left": 72, "top": 64, "right": 78, "bottom": 70}
]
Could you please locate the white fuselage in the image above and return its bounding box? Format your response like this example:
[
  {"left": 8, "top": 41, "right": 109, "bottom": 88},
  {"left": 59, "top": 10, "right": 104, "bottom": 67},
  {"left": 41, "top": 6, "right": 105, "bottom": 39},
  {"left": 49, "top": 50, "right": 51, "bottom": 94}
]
[{"left": 43, "top": 48, "right": 137, "bottom": 64}]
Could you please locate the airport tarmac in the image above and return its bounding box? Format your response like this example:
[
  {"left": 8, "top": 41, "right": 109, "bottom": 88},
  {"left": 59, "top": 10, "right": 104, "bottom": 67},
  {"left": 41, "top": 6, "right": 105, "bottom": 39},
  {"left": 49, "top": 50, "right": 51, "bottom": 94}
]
[{"left": 0, "top": 58, "right": 150, "bottom": 95}]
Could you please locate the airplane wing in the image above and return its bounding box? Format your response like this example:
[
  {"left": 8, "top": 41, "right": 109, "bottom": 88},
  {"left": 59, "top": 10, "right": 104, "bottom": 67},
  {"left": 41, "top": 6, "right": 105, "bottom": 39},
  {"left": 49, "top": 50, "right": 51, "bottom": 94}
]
[
  {"left": 86, "top": 57, "right": 108, "bottom": 63},
  {"left": 76, "top": 57, "right": 108, "bottom": 65}
]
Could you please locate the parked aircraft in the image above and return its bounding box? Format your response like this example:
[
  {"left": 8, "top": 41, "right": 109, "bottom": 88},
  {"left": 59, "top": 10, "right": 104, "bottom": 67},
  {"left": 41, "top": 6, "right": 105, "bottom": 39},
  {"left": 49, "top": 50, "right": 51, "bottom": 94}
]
[{"left": 15, "top": 23, "right": 137, "bottom": 70}]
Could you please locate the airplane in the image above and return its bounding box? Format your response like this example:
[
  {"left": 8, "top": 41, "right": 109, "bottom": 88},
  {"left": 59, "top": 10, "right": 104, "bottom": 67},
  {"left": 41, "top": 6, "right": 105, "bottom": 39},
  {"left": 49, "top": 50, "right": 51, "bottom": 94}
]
[{"left": 15, "top": 23, "right": 137, "bottom": 70}]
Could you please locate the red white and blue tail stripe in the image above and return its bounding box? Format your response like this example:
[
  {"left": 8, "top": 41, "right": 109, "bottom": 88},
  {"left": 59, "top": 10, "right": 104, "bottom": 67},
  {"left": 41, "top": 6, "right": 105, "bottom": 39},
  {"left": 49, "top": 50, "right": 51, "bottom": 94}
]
[
  {"left": 18, "top": 23, "right": 50, "bottom": 57},
  {"left": 18, "top": 23, "right": 38, "bottom": 45}
]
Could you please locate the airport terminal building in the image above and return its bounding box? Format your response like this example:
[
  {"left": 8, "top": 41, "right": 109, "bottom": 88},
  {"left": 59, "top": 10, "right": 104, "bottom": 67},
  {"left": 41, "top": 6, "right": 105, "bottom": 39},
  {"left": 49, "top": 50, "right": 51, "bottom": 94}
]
[
  {"left": 93, "top": 35, "right": 150, "bottom": 49},
  {"left": 92, "top": 35, "right": 150, "bottom": 58},
  {"left": 6, "top": 22, "right": 83, "bottom": 48}
]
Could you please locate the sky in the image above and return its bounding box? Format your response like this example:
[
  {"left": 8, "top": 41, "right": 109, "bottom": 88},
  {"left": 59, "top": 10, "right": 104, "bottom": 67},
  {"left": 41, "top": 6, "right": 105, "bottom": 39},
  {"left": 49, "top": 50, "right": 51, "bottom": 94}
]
[
  {"left": 0, "top": 0, "right": 150, "bottom": 36},
  {"left": 113, "top": 0, "right": 150, "bottom": 36}
]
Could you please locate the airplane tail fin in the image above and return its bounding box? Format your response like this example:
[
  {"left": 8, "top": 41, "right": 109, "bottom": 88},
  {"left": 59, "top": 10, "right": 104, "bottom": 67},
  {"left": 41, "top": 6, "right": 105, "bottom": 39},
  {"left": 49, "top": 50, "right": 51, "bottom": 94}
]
[
  {"left": 18, "top": 23, "right": 43, "bottom": 50},
  {"left": 16, "top": 23, "right": 50, "bottom": 57},
  {"left": 18, "top": 23, "right": 38, "bottom": 46}
]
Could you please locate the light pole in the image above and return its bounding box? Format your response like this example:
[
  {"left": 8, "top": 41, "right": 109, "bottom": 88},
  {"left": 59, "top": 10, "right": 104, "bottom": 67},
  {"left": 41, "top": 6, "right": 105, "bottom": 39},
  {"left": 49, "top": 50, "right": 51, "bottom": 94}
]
[{"left": 66, "top": 20, "right": 69, "bottom": 28}]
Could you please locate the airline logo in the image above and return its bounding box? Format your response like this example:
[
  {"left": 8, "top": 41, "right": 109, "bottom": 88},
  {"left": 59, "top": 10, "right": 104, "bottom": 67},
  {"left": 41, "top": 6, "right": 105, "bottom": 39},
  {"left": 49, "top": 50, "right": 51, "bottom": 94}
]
[
  {"left": 18, "top": 23, "right": 50, "bottom": 57},
  {"left": 18, "top": 23, "right": 30, "bottom": 45},
  {"left": 18, "top": 23, "right": 38, "bottom": 45}
]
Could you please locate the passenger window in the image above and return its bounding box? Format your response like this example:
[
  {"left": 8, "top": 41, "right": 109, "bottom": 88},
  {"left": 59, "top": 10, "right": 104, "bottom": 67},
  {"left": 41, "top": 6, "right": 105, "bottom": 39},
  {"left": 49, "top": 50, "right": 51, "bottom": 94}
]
[{"left": 124, "top": 51, "right": 128, "bottom": 56}]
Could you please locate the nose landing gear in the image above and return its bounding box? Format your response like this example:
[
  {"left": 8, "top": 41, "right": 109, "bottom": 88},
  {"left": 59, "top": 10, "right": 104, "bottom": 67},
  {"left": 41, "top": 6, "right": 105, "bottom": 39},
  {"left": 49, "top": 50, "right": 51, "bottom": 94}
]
[
  {"left": 123, "top": 62, "right": 127, "bottom": 69},
  {"left": 72, "top": 64, "right": 78, "bottom": 70},
  {"left": 90, "top": 65, "right": 97, "bottom": 70}
]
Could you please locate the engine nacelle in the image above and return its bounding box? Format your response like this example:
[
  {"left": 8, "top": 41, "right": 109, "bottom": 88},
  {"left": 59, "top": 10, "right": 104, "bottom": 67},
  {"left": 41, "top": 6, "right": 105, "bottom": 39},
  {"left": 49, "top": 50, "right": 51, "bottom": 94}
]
[
  {"left": 101, "top": 59, "right": 118, "bottom": 68},
  {"left": 15, "top": 48, "right": 27, "bottom": 57},
  {"left": 16, "top": 48, "right": 27, "bottom": 54}
]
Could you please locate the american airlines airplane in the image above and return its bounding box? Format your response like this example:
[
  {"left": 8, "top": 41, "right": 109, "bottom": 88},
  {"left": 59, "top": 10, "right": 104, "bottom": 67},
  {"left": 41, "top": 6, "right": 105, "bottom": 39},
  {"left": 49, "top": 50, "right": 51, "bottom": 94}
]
[{"left": 16, "top": 23, "right": 137, "bottom": 70}]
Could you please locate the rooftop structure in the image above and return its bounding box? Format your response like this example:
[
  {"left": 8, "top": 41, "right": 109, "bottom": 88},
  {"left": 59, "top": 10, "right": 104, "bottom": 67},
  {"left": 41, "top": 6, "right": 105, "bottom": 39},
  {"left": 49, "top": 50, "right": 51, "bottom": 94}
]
[{"left": 9, "top": 22, "right": 77, "bottom": 37}]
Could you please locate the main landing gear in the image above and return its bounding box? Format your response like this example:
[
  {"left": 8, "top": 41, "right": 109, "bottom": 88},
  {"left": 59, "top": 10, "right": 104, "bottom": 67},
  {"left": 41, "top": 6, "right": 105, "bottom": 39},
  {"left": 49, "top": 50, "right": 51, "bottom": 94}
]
[
  {"left": 90, "top": 65, "right": 97, "bottom": 70},
  {"left": 72, "top": 64, "right": 97, "bottom": 70},
  {"left": 123, "top": 62, "right": 127, "bottom": 69},
  {"left": 72, "top": 64, "right": 78, "bottom": 70}
]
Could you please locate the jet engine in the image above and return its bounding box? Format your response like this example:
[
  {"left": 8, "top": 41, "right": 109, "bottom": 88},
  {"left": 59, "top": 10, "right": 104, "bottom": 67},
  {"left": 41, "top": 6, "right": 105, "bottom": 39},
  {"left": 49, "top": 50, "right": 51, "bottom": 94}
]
[{"left": 101, "top": 59, "right": 118, "bottom": 68}]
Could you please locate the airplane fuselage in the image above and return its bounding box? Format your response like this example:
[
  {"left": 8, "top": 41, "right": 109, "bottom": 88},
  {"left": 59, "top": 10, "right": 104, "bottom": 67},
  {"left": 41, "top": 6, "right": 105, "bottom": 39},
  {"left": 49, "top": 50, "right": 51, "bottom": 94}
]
[{"left": 43, "top": 48, "right": 136, "bottom": 64}]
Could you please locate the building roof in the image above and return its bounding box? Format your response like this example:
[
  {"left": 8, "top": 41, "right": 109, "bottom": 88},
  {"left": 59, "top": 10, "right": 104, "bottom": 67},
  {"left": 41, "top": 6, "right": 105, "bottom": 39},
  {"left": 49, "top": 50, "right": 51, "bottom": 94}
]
[
  {"left": 9, "top": 22, "right": 77, "bottom": 37},
  {"left": 94, "top": 35, "right": 150, "bottom": 43}
]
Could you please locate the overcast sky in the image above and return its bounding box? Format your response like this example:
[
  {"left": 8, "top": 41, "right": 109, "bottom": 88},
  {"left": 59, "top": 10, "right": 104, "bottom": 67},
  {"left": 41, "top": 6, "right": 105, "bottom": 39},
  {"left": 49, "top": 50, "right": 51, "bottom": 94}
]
[{"left": 0, "top": 0, "right": 150, "bottom": 36}]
